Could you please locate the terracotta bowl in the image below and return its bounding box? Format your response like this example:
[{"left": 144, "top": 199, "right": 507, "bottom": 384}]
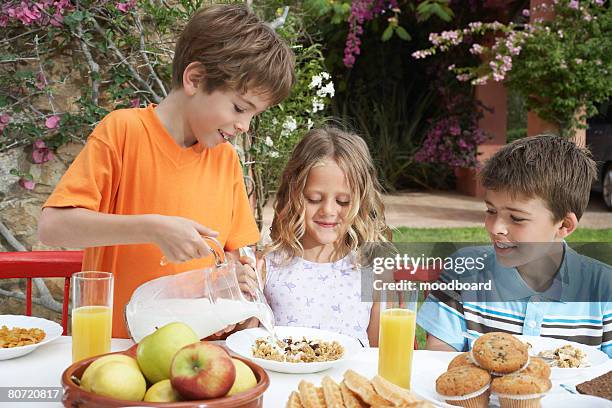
[{"left": 61, "top": 345, "right": 269, "bottom": 407}]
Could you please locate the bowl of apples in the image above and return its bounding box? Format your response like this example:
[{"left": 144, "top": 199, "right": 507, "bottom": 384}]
[{"left": 61, "top": 322, "right": 269, "bottom": 407}]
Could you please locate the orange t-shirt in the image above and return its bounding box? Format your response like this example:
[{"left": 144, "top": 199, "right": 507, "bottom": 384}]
[{"left": 44, "top": 105, "right": 260, "bottom": 338}]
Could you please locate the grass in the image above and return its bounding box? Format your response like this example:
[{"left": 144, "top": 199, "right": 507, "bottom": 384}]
[
  {"left": 396, "top": 227, "right": 612, "bottom": 349},
  {"left": 392, "top": 227, "right": 612, "bottom": 242}
]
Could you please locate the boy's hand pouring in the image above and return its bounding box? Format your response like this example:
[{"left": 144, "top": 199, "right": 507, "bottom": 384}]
[{"left": 151, "top": 215, "right": 218, "bottom": 264}]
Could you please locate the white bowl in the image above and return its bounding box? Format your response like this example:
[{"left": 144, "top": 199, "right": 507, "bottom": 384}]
[
  {"left": 516, "top": 335, "right": 609, "bottom": 381},
  {"left": 225, "top": 326, "right": 363, "bottom": 374},
  {"left": 0, "top": 315, "right": 63, "bottom": 360}
]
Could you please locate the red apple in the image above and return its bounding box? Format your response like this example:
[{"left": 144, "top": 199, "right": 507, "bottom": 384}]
[{"left": 170, "top": 342, "right": 236, "bottom": 400}]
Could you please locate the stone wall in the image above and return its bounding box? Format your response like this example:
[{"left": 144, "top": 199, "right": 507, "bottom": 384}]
[{"left": 0, "top": 142, "right": 84, "bottom": 324}]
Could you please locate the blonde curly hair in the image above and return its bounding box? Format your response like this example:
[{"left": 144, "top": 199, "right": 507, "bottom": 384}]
[{"left": 267, "top": 127, "right": 388, "bottom": 263}]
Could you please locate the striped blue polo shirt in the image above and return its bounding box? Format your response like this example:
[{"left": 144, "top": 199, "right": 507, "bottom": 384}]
[{"left": 416, "top": 244, "right": 612, "bottom": 357}]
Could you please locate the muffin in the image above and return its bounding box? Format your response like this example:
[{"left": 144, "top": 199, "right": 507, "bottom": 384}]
[
  {"left": 448, "top": 353, "right": 479, "bottom": 370},
  {"left": 519, "top": 357, "right": 551, "bottom": 379},
  {"left": 491, "top": 373, "right": 552, "bottom": 408},
  {"left": 436, "top": 366, "right": 491, "bottom": 408},
  {"left": 472, "top": 332, "right": 529, "bottom": 374}
]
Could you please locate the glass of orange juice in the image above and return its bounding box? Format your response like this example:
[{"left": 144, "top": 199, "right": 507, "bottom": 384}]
[
  {"left": 378, "top": 285, "right": 418, "bottom": 389},
  {"left": 71, "top": 271, "right": 113, "bottom": 362}
]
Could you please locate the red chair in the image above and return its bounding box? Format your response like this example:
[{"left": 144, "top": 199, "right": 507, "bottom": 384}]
[{"left": 0, "top": 251, "right": 83, "bottom": 335}]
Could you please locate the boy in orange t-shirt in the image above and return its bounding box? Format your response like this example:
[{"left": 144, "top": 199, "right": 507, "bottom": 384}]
[{"left": 38, "top": 4, "right": 295, "bottom": 338}]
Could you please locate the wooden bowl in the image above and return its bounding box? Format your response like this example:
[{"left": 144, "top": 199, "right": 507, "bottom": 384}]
[{"left": 61, "top": 344, "right": 269, "bottom": 407}]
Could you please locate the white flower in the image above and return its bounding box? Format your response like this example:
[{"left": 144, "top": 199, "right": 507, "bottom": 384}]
[
  {"left": 311, "top": 97, "right": 325, "bottom": 113},
  {"left": 307, "top": 118, "right": 313, "bottom": 130},
  {"left": 269, "top": 151, "right": 280, "bottom": 158},
  {"left": 309, "top": 75, "right": 322, "bottom": 89},
  {"left": 282, "top": 116, "right": 297, "bottom": 133},
  {"left": 265, "top": 136, "right": 274, "bottom": 147},
  {"left": 321, "top": 72, "right": 330, "bottom": 80},
  {"left": 272, "top": 118, "right": 278, "bottom": 125},
  {"left": 317, "top": 81, "right": 335, "bottom": 98}
]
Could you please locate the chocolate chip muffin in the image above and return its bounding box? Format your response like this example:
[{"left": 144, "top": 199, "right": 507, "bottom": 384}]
[
  {"left": 472, "top": 332, "right": 529, "bottom": 374},
  {"left": 448, "top": 353, "right": 479, "bottom": 370},
  {"left": 519, "top": 357, "right": 551, "bottom": 379},
  {"left": 491, "top": 373, "right": 552, "bottom": 408},
  {"left": 436, "top": 366, "right": 491, "bottom": 408}
]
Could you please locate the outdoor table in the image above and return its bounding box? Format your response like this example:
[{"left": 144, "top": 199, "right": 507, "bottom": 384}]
[{"left": 1, "top": 336, "right": 610, "bottom": 408}]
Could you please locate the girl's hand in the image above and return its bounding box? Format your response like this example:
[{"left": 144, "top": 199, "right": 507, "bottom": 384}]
[
  {"left": 236, "top": 255, "right": 260, "bottom": 300},
  {"left": 150, "top": 215, "right": 218, "bottom": 264}
]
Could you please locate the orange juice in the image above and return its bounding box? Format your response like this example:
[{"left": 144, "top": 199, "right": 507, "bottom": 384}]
[
  {"left": 72, "top": 305, "right": 112, "bottom": 362},
  {"left": 378, "top": 308, "right": 416, "bottom": 389}
]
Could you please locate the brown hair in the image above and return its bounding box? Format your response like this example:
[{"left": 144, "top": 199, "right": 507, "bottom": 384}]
[
  {"left": 480, "top": 134, "right": 597, "bottom": 221},
  {"left": 268, "top": 127, "right": 388, "bottom": 262},
  {"left": 172, "top": 4, "right": 295, "bottom": 105}
]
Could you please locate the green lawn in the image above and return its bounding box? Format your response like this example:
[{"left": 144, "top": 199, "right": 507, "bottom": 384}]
[
  {"left": 393, "top": 227, "right": 612, "bottom": 242},
  {"left": 397, "top": 227, "right": 612, "bottom": 349}
]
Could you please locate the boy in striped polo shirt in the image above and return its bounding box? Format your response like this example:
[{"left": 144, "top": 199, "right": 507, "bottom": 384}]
[{"left": 417, "top": 135, "right": 612, "bottom": 357}]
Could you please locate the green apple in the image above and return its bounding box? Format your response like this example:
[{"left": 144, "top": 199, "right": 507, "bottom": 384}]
[
  {"left": 143, "top": 379, "right": 181, "bottom": 402},
  {"left": 136, "top": 322, "right": 199, "bottom": 384},
  {"left": 226, "top": 358, "right": 257, "bottom": 396},
  {"left": 80, "top": 354, "right": 140, "bottom": 392},
  {"left": 89, "top": 361, "right": 147, "bottom": 401}
]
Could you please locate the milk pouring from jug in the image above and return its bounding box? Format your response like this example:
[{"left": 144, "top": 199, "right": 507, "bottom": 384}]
[{"left": 125, "top": 237, "right": 275, "bottom": 342}]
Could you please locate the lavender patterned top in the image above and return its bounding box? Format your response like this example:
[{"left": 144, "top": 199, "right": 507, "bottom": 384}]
[{"left": 263, "top": 251, "right": 372, "bottom": 346}]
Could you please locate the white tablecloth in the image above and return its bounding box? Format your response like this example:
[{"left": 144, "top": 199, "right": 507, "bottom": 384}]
[{"left": 0, "top": 336, "right": 610, "bottom": 408}]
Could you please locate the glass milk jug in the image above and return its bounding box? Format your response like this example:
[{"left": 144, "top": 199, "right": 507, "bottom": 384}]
[{"left": 125, "top": 236, "right": 275, "bottom": 342}]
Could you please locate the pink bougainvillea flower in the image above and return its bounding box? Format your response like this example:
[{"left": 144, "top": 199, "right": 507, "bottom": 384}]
[
  {"left": 19, "top": 178, "right": 36, "bottom": 191},
  {"left": 116, "top": 0, "right": 136, "bottom": 13},
  {"left": 32, "top": 139, "right": 55, "bottom": 164},
  {"left": 130, "top": 97, "right": 140, "bottom": 108},
  {"left": 34, "top": 139, "right": 46, "bottom": 149},
  {"left": 45, "top": 115, "right": 60, "bottom": 129},
  {"left": 35, "top": 71, "right": 47, "bottom": 90},
  {"left": 0, "top": 113, "right": 10, "bottom": 132}
]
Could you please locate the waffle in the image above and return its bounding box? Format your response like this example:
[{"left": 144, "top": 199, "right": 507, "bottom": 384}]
[
  {"left": 344, "top": 369, "right": 390, "bottom": 406},
  {"left": 286, "top": 369, "right": 433, "bottom": 407},
  {"left": 322, "top": 376, "right": 344, "bottom": 408},
  {"left": 298, "top": 380, "right": 327, "bottom": 408},
  {"left": 371, "top": 375, "right": 419, "bottom": 405},
  {"left": 340, "top": 381, "right": 368, "bottom": 408},
  {"left": 287, "top": 391, "right": 305, "bottom": 408}
]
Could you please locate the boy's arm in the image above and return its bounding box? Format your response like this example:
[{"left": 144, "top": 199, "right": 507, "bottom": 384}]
[
  {"left": 38, "top": 207, "right": 218, "bottom": 264},
  {"left": 425, "top": 334, "right": 456, "bottom": 351},
  {"left": 417, "top": 293, "right": 468, "bottom": 352}
]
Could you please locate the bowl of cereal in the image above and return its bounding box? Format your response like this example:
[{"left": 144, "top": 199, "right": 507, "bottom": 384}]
[
  {"left": 517, "top": 335, "right": 609, "bottom": 381},
  {"left": 0, "top": 315, "right": 63, "bottom": 360},
  {"left": 226, "top": 326, "right": 363, "bottom": 374}
]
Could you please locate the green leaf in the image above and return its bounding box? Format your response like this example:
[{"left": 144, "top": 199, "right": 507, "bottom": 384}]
[
  {"left": 396, "top": 26, "right": 411, "bottom": 41},
  {"left": 9, "top": 169, "right": 19, "bottom": 176},
  {"left": 382, "top": 25, "right": 394, "bottom": 42}
]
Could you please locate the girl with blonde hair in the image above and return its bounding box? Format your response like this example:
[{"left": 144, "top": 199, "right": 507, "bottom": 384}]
[{"left": 260, "top": 126, "right": 388, "bottom": 346}]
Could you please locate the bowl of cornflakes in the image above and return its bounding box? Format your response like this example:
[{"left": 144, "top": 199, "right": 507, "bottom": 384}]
[
  {"left": 517, "top": 335, "right": 609, "bottom": 381},
  {"left": 0, "top": 315, "right": 62, "bottom": 360},
  {"left": 226, "top": 326, "right": 362, "bottom": 374}
]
